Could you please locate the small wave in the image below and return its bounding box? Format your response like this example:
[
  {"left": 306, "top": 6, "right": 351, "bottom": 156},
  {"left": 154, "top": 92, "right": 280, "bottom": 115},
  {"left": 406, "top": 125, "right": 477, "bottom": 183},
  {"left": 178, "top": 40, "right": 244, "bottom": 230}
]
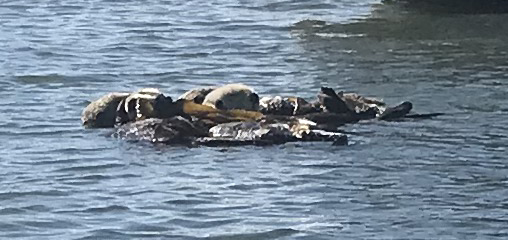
[
  {"left": 55, "top": 163, "right": 125, "bottom": 172},
  {"left": 259, "top": 1, "right": 337, "bottom": 12},
  {"left": 75, "top": 229, "right": 128, "bottom": 240},
  {"left": 202, "top": 228, "right": 299, "bottom": 240},
  {"left": 60, "top": 174, "right": 111, "bottom": 181},
  {"left": 164, "top": 199, "right": 211, "bottom": 205},
  {"left": 0, "top": 207, "right": 26, "bottom": 215},
  {"left": 81, "top": 205, "right": 130, "bottom": 213},
  {"left": 22, "top": 204, "right": 52, "bottom": 212},
  {"left": 167, "top": 218, "right": 242, "bottom": 229},
  {"left": 17, "top": 219, "right": 82, "bottom": 229},
  {"left": 228, "top": 183, "right": 280, "bottom": 191},
  {"left": 14, "top": 74, "right": 66, "bottom": 84},
  {"left": 0, "top": 190, "right": 68, "bottom": 201}
]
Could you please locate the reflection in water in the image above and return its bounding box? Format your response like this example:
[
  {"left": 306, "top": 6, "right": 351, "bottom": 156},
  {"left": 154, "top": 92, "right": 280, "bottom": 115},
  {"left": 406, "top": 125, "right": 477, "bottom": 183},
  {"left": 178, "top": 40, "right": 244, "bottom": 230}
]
[
  {"left": 289, "top": 11, "right": 508, "bottom": 240},
  {"left": 290, "top": 4, "right": 508, "bottom": 108},
  {"left": 382, "top": 0, "right": 508, "bottom": 14}
]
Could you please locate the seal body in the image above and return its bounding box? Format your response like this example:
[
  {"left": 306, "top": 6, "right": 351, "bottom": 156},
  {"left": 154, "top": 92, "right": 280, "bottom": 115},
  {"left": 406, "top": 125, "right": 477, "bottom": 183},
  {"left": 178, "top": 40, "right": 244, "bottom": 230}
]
[
  {"left": 82, "top": 92, "right": 130, "bottom": 128},
  {"left": 112, "top": 114, "right": 347, "bottom": 146},
  {"left": 260, "top": 96, "right": 319, "bottom": 116},
  {"left": 203, "top": 118, "right": 347, "bottom": 145},
  {"left": 115, "top": 88, "right": 164, "bottom": 125},
  {"left": 113, "top": 116, "right": 208, "bottom": 143},
  {"left": 178, "top": 86, "right": 217, "bottom": 104},
  {"left": 377, "top": 101, "right": 413, "bottom": 120},
  {"left": 340, "top": 92, "right": 386, "bottom": 116},
  {"left": 84, "top": 85, "right": 439, "bottom": 147},
  {"left": 320, "top": 88, "right": 413, "bottom": 120},
  {"left": 202, "top": 84, "right": 259, "bottom": 111},
  {"left": 318, "top": 87, "right": 353, "bottom": 114},
  {"left": 82, "top": 88, "right": 176, "bottom": 128}
]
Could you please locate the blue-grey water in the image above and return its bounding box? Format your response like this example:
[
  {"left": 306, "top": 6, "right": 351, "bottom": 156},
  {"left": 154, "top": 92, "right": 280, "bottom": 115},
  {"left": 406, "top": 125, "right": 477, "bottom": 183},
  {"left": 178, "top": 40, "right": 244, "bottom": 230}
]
[{"left": 1, "top": 1, "right": 508, "bottom": 239}]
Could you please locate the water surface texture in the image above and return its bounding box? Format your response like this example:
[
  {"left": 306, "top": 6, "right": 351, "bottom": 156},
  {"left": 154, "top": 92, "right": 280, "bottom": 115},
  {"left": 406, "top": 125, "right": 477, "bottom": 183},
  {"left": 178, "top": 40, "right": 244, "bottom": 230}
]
[{"left": 1, "top": 0, "right": 508, "bottom": 239}]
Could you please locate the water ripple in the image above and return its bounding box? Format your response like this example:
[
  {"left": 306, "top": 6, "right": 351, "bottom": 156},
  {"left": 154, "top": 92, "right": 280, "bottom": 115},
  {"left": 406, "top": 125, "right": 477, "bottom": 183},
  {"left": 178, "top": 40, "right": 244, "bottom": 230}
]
[{"left": 1, "top": 0, "right": 508, "bottom": 239}]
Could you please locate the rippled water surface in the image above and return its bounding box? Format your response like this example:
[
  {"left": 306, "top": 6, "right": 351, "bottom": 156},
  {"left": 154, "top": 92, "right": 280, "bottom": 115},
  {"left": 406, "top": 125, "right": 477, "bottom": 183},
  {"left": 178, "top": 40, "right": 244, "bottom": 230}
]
[{"left": 1, "top": 1, "right": 508, "bottom": 239}]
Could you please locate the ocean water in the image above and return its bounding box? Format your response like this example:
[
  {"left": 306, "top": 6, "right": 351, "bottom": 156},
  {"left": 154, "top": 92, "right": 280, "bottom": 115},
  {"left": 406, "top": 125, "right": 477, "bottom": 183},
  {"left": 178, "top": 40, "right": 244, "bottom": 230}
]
[{"left": 1, "top": 0, "right": 508, "bottom": 239}]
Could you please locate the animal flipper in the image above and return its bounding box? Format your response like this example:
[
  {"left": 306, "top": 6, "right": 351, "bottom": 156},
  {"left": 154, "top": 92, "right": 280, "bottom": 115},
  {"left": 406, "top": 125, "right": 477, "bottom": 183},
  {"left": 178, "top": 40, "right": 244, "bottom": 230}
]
[
  {"left": 378, "top": 101, "right": 413, "bottom": 120},
  {"left": 318, "top": 87, "right": 352, "bottom": 114}
]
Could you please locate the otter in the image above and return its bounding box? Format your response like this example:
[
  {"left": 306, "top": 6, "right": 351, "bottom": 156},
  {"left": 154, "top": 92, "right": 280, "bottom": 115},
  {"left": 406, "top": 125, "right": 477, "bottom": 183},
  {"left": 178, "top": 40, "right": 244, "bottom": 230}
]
[
  {"left": 201, "top": 83, "right": 260, "bottom": 111},
  {"left": 82, "top": 88, "right": 173, "bottom": 128},
  {"left": 113, "top": 116, "right": 209, "bottom": 144},
  {"left": 178, "top": 86, "right": 217, "bottom": 104},
  {"left": 85, "top": 85, "right": 443, "bottom": 147},
  {"left": 201, "top": 119, "right": 348, "bottom": 146},
  {"left": 319, "top": 87, "right": 444, "bottom": 120},
  {"left": 259, "top": 96, "right": 320, "bottom": 116},
  {"left": 113, "top": 115, "right": 348, "bottom": 146},
  {"left": 115, "top": 88, "right": 168, "bottom": 125},
  {"left": 340, "top": 92, "right": 386, "bottom": 116},
  {"left": 82, "top": 92, "right": 130, "bottom": 128},
  {"left": 317, "top": 87, "right": 418, "bottom": 120},
  {"left": 256, "top": 88, "right": 379, "bottom": 128},
  {"left": 112, "top": 88, "right": 349, "bottom": 146}
]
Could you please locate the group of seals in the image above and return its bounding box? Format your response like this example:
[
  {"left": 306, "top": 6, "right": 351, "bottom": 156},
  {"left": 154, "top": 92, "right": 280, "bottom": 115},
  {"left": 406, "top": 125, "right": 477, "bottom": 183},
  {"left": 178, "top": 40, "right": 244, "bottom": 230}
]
[{"left": 82, "top": 84, "right": 442, "bottom": 146}]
